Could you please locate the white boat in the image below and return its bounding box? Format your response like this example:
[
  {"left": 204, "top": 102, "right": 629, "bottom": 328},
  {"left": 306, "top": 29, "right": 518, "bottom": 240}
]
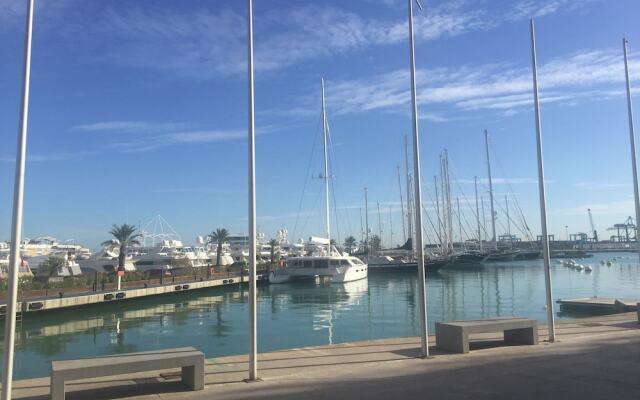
[
  {"left": 270, "top": 253, "right": 368, "bottom": 284},
  {"left": 269, "top": 79, "right": 367, "bottom": 285}
]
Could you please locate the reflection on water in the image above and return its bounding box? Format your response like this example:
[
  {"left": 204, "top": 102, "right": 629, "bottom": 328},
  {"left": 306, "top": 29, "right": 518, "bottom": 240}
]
[{"left": 1, "top": 252, "right": 638, "bottom": 379}]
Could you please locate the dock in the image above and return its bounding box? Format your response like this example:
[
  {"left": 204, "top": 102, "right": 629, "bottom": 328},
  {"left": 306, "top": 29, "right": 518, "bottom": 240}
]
[
  {"left": 557, "top": 297, "right": 639, "bottom": 313},
  {"left": 0, "top": 274, "right": 267, "bottom": 316},
  {"left": 7, "top": 312, "right": 639, "bottom": 400}
]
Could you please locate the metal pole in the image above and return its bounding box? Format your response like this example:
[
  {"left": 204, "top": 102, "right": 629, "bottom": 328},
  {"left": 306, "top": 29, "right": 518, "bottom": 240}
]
[
  {"left": 247, "top": 0, "right": 258, "bottom": 380},
  {"left": 321, "top": 78, "right": 331, "bottom": 254},
  {"left": 2, "top": 1, "right": 35, "bottom": 398},
  {"left": 440, "top": 155, "right": 448, "bottom": 253},
  {"left": 408, "top": 0, "right": 429, "bottom": 358},
  {"left": 484, "top": 130, "right": 497, "bottom": 249},
  {"left": 397, "top": 166, "right": 407, "bottom": 243},
  {"left": 444, "top": 151, "right": 453, "bottom": 253},
  {"left": 475, "top": 176, "right": 482, "bottom": 251},
  {"left": 623, "top": 38, "right": 640, "bottom": 258},
  {"left": 530, "top": 18, "right": 555, "bottom": 342},
  {"left": 506, "top": 195, "right": 511, "bottom": 247}
]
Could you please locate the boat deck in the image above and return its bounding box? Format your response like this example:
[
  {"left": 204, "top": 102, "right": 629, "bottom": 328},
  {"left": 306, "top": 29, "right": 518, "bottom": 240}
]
[{"left": 557, "top": 297, "right": 639, "bottom": 313}]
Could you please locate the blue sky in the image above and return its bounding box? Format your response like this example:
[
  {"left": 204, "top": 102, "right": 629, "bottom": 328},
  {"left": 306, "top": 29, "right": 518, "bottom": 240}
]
[{"left": 0, "top": 0, "right": 639, "bottom": 249}]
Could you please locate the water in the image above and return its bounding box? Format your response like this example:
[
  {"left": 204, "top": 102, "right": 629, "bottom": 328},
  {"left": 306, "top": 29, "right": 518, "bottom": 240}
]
[{"left": 2, "top": 252, "right": 639, "bottom": 379}]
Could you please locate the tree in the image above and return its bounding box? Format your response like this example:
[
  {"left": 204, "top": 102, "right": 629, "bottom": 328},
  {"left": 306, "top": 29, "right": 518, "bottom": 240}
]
[
  {"left": 208, "top": 228, "right": 229, "bottom": 267},
  {"left": 38, "top": 256, "right": 66, "bottom": 278},
  {"left": 268, "top": 239, "right": 278, "bottom": 265},
  {"left": 343, "top": 236, "right": 357, "bottom": 253},
  {"left": 369, "top": 235, "right": 381, "bottom": 252},
  {"left": 102, "top": 224, "right": 141, "bottom": 272}
]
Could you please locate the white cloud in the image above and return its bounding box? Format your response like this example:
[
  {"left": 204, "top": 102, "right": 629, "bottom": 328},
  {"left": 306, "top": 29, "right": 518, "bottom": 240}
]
[
  {"left": 110, "top": 129, "right": 246, "bottom": 153},
  {"left": 0, "top": 151, "right": 93, "bottom": 163},
  {"left": 303, "top": 48, "right": 640, "bottom": 117},
  {"left": 74, "top": 121, "right": 190, "bottom": 134}
]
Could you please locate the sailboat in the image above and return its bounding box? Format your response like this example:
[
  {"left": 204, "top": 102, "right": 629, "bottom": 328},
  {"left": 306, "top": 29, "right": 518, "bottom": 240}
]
[{"left": 269, "top": 79, "right": 368, "bottom": 284}]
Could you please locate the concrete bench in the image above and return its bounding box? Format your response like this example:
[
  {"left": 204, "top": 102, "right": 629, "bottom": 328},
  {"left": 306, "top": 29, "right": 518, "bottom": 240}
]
[
  {"left": 436, "top": 317, "right": 538, "bottom": 354},
  {"left": 50, "top": 347, "right": 204, "bottom": 400}
]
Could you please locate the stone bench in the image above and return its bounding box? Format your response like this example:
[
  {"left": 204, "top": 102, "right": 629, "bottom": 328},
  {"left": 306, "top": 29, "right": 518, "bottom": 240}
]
[
  {"left": 51, "top": 347, "right": 204, "bottom": 400},
  {"left": 435, "top": 317, "right": 538, "bottom": 354}
]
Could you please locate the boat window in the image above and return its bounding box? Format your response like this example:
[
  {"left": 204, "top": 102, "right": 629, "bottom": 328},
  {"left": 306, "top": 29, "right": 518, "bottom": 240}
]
[
  {"left": 340, "top": 260, "right": 350, "bottom": 266},
  {"left": 303, "top": 260, "right": 313, "bottom": 268},
  {"left": 314, "top": 260, "right": 329, "bottom": 268},
  {"left": 351, "top": 258, "right": 364, "bottom": 265},
  {"left": 329, "top": 260, "right": 340, "bottom": 267}
]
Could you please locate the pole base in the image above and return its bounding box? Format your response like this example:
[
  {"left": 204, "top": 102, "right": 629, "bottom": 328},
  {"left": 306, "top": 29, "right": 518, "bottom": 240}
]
[{"left": 243, "top": 377, "right": 263, "bottom": 383}]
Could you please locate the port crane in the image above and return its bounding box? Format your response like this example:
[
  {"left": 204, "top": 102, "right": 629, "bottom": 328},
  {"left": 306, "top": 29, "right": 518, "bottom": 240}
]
[{"left": 587, "top": 208, "right": 598, "bottom": 243}]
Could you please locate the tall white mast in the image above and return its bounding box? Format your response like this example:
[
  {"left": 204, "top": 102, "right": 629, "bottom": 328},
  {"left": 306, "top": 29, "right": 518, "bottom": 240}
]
[
  {"left": 475, "top": 176, "right": 482, "bottom": 251},
  {"left": 2, "top": 1, "right": 35, "bottom": 398},
  {"left": 530, "top": 18, "right": 555, "bottom": 342},
  {"left": 623, "top": 38, "right": 640, "bottom": 257},
  {"left": 407, "top": 0, "right": 429, "bottom": 358},
  {"left": 485, "top": 130, "right": 497, "bottom": 249},
  {"left": 404, "top": 135, "right": 413, "bottom": 254},
  {"left": 246, "top": 0, "right": 258, "bottom": 381},
  {"left": 389, "top": 206, "right": 394, "bottom": 247},
  {"left": 505, "top": 195, "right": 511, "bottom": 247},
  {"left": 397, "top": 166, "right": 407, "bottom": 243},
  {"left": 321, "top": 78, "right": 331, "bottom": 254}
]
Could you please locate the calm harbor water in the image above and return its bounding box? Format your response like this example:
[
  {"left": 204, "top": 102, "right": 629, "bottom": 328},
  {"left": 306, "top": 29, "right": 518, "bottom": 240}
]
[{"left": 2, "top": 251, "right": 639, "bottom": 379}]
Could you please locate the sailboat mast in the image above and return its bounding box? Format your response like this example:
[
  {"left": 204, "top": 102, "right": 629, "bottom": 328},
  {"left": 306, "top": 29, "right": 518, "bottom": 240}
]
[
  {"left": 377, "top": 201, "right": 383, "bottom": 247},
  {"left": 321, "top": 78, "right": 331, "bottom": 253},
  {"left": 475, "top": 176, "right": 482, "bottom": 251},
  {"left": 506, "top": 195, "right": 511, "bottom": 247},
  {"left": 389, "top": 206, "right": 394, "bottom": 247},
  {"left": 364, "top": 187, "right": 369, "bottom": 254},
  {"left": 457, "top": 197, "right": 463, "bottom": 251},
  {"left": 444, "top": 150, "right": 453, "bottom": 253},
  {"left": 397, "top": 166, "right": 407, "bottom": 243},
  {"left": 440, "top": 155, "right": 448, "bottom": 253},
  {"left": 404, "top": 135, "right": 413, "bottom": 255},
  {"left": 434, "top": 175, "right": 442, "bottom": 251},
  {"left": 481, "top": 195, "right": 486, "bottom": 243},
  {"left": 485, "top": 130, "right": 497, "bottom": 249}
]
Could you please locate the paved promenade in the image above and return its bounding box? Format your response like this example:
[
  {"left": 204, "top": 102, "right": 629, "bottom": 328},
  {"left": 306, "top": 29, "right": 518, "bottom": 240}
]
[{"left": 8, "top": 312, "right": 639, "bottom": 399}]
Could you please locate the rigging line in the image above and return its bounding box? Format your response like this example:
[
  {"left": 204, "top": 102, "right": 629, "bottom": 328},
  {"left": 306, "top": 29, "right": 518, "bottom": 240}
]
[
  {"left": 436, "top": 159, "right": 480, "bottom": 242},
  {"left": 298, "top": 185, "right": 325, "bottom": 241},
  {"left": 292, "top": 108, "right": 323, "bottom": 241},
  {"left": 324, "top": 110, "right": 352, "bottom": 243},
  {"left": 489, "top": 142, "right": 534, "bottom": 241}
]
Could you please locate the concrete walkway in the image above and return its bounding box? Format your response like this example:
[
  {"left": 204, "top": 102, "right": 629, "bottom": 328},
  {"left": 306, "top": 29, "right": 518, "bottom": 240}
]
[{"left": 9, "top": 313, "right": 640, "bottom": 400}]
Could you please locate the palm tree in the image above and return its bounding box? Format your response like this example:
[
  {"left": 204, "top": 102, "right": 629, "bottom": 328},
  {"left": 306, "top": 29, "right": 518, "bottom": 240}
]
[
  {"left": 208, "top": 228, "right": 229, "bottom": 267},
  {"left": 102, "top": 224, "right": 141, "bottom": 272},
  {"left": 344, "top": 236, "right": 357, "bottom": 253}
]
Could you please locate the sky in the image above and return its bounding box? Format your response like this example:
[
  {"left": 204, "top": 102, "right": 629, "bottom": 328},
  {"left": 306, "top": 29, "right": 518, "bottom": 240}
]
[{"left": 0, "top": 0, "right": 639, "bottom": 250}]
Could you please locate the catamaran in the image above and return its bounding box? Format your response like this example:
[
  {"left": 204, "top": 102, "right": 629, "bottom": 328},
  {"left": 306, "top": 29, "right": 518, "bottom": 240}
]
[{"left": 269, "top": 79, "right": 368, "bottom": 284}]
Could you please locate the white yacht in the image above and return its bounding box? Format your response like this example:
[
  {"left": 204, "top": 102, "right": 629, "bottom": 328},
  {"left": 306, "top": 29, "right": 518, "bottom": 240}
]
[
  {"left": 132, "top": 240, "right": 210, "bottom": 272},
  {"left": 269, "top": 79, "right": 367, "bottom": 284},
  {"left": 78, "top": 245, "right": 136, "bottom": 274}
]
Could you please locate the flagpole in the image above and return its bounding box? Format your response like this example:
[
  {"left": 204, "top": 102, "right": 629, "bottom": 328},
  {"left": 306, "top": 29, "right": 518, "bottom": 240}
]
[
  {"left": 247, "top": 0, "right": 258, "bottom": 381},
  {"left": 529, "top": 18, "right": 555, "bottom": 342},
  {"left": 2, "top": 1, "right": 35, "bottom": 398},
  {"left": 622, "top": 38, "right": 640, "bottom": 257},
  {"left": 408, "top": 0, "right": 429, "bottom": 357}
]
